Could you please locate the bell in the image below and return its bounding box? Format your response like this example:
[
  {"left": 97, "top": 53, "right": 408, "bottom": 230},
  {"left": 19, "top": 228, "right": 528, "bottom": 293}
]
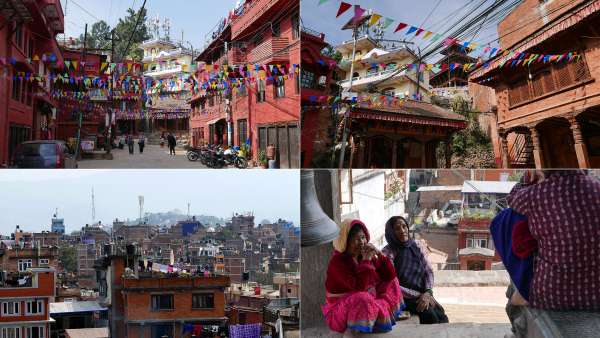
[{"left": 301, "top": 171, "right": 340, "bottom": 247}]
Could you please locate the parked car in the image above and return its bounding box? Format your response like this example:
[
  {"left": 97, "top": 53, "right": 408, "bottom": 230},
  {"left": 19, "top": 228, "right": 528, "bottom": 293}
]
[{"left": 12, "top": 141, "right": 78, "bottom": 169}]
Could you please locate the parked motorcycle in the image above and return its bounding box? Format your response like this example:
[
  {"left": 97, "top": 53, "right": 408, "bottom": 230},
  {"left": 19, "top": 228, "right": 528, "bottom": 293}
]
[
  {"left": 186, "top": 147, "right": 201, "bottom": 161},
  {"left": 223, "top": 146, "right": 248, "bottom": 169}
]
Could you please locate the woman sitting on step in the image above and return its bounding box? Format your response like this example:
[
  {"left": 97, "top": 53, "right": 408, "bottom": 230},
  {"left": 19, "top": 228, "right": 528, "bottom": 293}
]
[
  {"left": 323, "top": 219, "right": 404, "bottom": 334},
  {"left": 382, "top": 216, "right": 449, "bottom": 325}
]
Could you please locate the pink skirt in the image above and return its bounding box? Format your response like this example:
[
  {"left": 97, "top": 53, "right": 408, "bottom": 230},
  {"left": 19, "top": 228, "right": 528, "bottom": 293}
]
[{"left": 322, "top": 278, "right": 404, "bottom": 333}]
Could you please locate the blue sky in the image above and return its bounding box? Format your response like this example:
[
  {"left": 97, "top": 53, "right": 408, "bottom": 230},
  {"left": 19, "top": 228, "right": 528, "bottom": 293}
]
[
  {"left": 60, "top": 0, "right": 239, "bottom": 51},
  {"left": 0, "top": 170, "right": 300, "bottom": 234},
  {"left": 301, "top": 0, "right": 503, "bottom": 62}
]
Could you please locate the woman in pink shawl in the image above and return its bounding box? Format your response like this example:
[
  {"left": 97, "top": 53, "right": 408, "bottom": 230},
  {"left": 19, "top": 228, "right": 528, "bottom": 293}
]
[{"left": 322, "top": 219, "right": 404, "bottom": 334}]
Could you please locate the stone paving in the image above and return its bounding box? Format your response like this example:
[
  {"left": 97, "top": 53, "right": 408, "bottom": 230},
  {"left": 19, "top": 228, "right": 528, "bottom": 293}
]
[{"left": 77, "top": 144, "right": 208, "bottom": 169}]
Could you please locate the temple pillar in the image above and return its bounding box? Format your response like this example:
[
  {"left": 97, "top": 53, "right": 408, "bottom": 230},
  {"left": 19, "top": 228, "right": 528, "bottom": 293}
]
[
  {"left": 499, "top": 131, "right": 510, "bottom": 168},
  {"left": 356, "top": 139, "right": 365, "bottom": 168},
  {"left": 349, "top": 135, "right": 356, "bottom": 169},
  {"left": 569, "top": 116, "right": 590, "bottom": 168},
  {"left": 420, "top": 141, "right": 427, "bottom": 168},
  {"left": 529, "top": 127, "right": 544, "bottom": 169},
  {"left": 391, "top": 140, "right": 398, "bottom": 168},
  {"left": 445, "top": 136, "right": 452, "bottom": 169}
]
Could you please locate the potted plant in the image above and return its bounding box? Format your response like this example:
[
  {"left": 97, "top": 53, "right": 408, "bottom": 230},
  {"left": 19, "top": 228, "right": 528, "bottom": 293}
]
[{"left": 258, "top": 150, "right": 268, "bottom": 169}]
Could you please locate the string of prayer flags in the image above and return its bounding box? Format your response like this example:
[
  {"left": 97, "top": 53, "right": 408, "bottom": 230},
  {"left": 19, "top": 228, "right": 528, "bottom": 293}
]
[{"left": 336, "top": 2, "right": 352, "bottom": 17}]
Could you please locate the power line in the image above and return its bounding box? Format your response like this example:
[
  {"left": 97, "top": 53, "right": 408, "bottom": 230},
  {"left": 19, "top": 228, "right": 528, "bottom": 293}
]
[
  {"left": 68, "top": 0, "right": 103, "bottom": 22},
  {"left": 118, "top": 0, "right": 148, "bottom": 61}
]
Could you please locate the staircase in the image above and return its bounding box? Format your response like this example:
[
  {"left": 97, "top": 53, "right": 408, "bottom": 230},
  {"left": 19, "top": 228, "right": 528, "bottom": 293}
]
[{"left": 509, "top": 133, "right": 535, "bottom": 168}]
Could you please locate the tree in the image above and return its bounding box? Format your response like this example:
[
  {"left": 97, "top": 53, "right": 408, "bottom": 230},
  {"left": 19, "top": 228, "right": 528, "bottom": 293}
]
[
  {"left": 114, "top": 7, "right": 150, "bottom": 61},
  {"left": 437, "top": 96, "right": 496, "bottom": 168},
  {"left": 59, "top": 245, "right": 78, "bottom": 273},
  {"left": 322, "top": 45, "right": 343, "bottom": 64},
  {"left": 80, "top": 20, "right": 111, "bottom": 50}
]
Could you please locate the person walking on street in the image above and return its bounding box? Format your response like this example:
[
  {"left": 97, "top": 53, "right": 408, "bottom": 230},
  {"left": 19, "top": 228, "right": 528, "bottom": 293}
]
[
  {"left": 127, "top": 134, "right": 135, "bottom": 155},
  {"left": 167, "top": 133, "right": 177, "bottom": 156},
  {"left": 138, "top": 134, "right": 146, "bottom": 154}
]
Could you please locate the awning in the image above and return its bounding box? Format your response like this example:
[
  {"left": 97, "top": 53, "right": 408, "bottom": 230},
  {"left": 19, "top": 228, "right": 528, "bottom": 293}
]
[
  {"left": 462, "top": 181, "right": 517, "bottom": 194},
  {"left": 207, "top": 117, "right": 226, "bottom": 125},
  {"left": 417, "top": 185, "right": 463, "bottom": 192},
  {"left": 458, "top": 247, "right": 495, "bottom": 257}
]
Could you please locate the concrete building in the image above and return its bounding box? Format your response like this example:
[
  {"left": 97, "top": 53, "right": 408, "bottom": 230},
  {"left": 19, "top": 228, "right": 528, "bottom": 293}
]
[
  {"left": 0, "top": 240, "right": 59, "bottom": 273},
  {"left": 0, "top": 0, "right": 64, "bottom": 167},
  {"left": 190, "top": 0, "right": 301, "bottom": 168},
  {"left": 470, "top": 0, "right": 600, "bottom": 169},
  {"left": 51, "top": 216, "right": 65, "bottom": 235},
  {"left": 0, "top": 268, "right": 56, "bottom": 337},
  {"left": 141, "top": 21, "right": 193, "bottom": 136}
]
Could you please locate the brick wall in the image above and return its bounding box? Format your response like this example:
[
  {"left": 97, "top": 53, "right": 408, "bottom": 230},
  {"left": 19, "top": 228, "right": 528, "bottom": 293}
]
[
  {"left": 123, "top": 289, "right": 226, "bottom": 321},
  {"left": 498, "top": 0, "right": 586, "bottom": 49}
]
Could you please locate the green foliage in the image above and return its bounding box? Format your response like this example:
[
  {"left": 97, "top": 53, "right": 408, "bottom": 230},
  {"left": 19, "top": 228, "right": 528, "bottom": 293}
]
[
  {"left": 80, "top": 21, "right": 111, "bottom": 50},
  {"left": 80, "top": 7, "right": 150, "bottom": 62},
  {"left": 114, "top": 8, "right": 150, "bottom": 61},
  {"left": 59, "top": 245, "right": 78, "bottom": 273},
  {"left": 321, "top": 45, "right": 343, "bottom": 64},
  {"left": 436, "top": 96, "right": 495, "bottom": 168},
  {"left": 258, "top": 150, "right": 268, "bottom": 165}
]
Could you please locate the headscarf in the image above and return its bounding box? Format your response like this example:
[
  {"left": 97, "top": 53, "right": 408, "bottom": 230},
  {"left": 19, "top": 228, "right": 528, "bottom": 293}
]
[
  {"left": 332, "top": 219, "right": 370, "bottom": 253},
  {"left": 385, "top": 216, "right": 429, "bottom": 293}
]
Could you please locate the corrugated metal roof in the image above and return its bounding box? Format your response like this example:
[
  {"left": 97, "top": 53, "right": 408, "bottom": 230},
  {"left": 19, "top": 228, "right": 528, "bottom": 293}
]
[
  {"left": 417, "top": 185, "right": 463, "bottom": 192},
  {"left": 64, "top": 328, "right": 108, "bottom": 338},
  {"left": 50, "top": 301, "right": 107, "bottom": 314},
  {"left": 462, "top": 181, "right": 517, "bottom": 194}
]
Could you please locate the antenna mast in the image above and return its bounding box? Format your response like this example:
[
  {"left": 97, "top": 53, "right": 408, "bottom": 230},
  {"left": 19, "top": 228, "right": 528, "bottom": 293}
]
[
  {"left": 91, "top": 187, "right": 96, "bottom": 221},
  {"left": 138, "top": 196, "right": 145, "bottom": 224}
]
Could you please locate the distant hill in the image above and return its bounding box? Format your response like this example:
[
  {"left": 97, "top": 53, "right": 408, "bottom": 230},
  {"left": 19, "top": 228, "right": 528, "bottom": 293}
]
[{"left": 127, "top": 210, "right": 226, "bottom": 227}]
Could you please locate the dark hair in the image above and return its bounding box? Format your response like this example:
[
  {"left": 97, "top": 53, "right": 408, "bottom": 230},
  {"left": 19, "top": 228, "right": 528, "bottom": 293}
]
[
  {"left": 385, "top": 216, "right": 408, "bottom": 231},
  {"left": 347, "top": 222, "right": 364, "bottom": 244},
  {"left": 385, "top": 216, "right": 410, "bottom": 248}
]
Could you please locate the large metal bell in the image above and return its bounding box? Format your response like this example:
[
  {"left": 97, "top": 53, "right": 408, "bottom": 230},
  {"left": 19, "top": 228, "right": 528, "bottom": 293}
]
[{"left": 301, "top": 171, "right": 339, "bottom": 247}]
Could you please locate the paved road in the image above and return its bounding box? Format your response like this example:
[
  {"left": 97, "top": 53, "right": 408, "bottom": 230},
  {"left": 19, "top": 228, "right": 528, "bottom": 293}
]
[{"left": 78, "top": 144, "right": 208, "bottom": 169}]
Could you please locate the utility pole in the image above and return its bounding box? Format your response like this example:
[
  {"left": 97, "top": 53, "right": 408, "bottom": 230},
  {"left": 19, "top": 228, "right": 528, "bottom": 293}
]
[
  {"left": 224, "top": 41, "right": 233, "bottom": 147},
  {"left": 75, "top": 24, "right": 87, "bottom": 160},
  {"left": 106, "top": 30, "right": 116, "bottom": 155},
  {"left": 338, "top": 25, "right": 360, "bottom": 169}
]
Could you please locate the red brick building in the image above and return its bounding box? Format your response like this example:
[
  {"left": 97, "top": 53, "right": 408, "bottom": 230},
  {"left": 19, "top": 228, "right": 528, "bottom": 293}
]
[
  {"left": 54, "top": 48, "right": 108, "bottom": 146},
  {"left": 470, "top": 0, "right": 600, "bottom": 169},
  {"left": 300, "top": 28, "right": 338, "bottom": 168},
  {"left": 0, "top": 0, "right": 64, "bottom": 166},
  {"left": 0, "top": 268, "right": 56, "bottom": 337},
  {"left": 190, "top": 0, "right": 300, "bottom": 168},
  {"left": 96, "top": 246, "right": 230, "bottom": 338}
]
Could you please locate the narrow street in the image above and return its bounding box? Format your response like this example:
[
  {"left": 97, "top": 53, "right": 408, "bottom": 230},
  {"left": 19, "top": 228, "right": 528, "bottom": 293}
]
[{"left": 78, "top": 144, "right": 207, "bottom": 169}]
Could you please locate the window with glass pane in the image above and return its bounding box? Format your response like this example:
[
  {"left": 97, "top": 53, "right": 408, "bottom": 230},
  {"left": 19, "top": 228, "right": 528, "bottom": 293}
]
[
  {"left": 151, "top": 324, "right": 173, "bottom": 338},
  {"left": 237, "top": 119, "right": 248, "bottom": 146},
  {"left": 256, "top": 80, "right": 266, "bottom": 102},
  {"left": 192, "top": 293, "right": 214, "bottom": 309},
  {"left": 26, "top": 300, "right": 43, "bottom": 315},
  {"left": 25, "top": 327, "right": 44, "bottom": 338},
  {"left": 2, "top": 327, "right": 20, "bottom": 338},
  {"left": 274, "top": 78, "right": 285, "bottom": 98},
  {"left": 2, "top": 302, "right": 20, "bottom": 315},
  {"left": 151, "top": 295, "right": 174, "bottom": 311},
  {"left": 301, "top": 70, "right": 315, "bottom": 89}
]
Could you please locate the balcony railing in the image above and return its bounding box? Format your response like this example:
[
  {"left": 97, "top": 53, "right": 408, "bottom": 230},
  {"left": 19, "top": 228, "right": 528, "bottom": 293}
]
[
  {"left": 248, "top": 37, "right": 290, "bottom": 64},
  {"left": 338, "top": 68, "right": 409, "bottom": 87}
]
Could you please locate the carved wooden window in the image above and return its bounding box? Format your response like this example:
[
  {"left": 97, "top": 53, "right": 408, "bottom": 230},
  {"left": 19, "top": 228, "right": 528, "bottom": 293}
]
[{"left": 509, "top": 54, "right": 591, "bottom": 107}]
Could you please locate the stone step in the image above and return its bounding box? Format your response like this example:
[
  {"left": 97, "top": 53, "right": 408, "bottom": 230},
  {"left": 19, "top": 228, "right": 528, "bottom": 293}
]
[{"left": 302, "top": 323, "right": 512, "bottom": 338}]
